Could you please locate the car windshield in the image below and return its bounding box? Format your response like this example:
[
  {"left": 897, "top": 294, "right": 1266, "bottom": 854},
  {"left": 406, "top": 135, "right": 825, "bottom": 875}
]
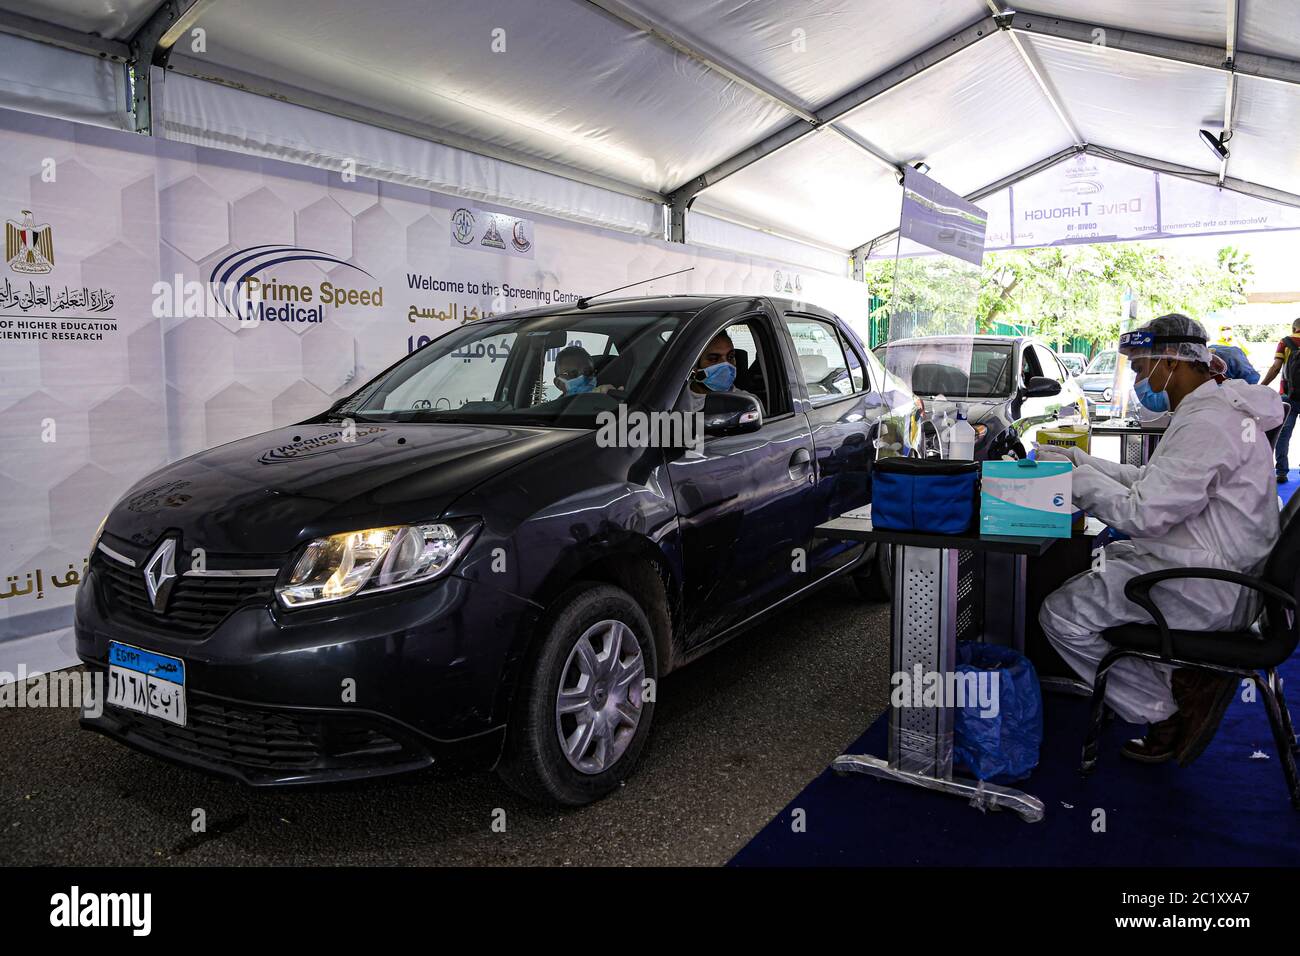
[
  {"left": 325, "top": 311, "right": 686, "bottom": 426},
  {"left": 1086, "top": 350, "right": 1117, "bottom": 374},
  {"left": 876, "top": 341, "right": 1014, "bottom": 399}
]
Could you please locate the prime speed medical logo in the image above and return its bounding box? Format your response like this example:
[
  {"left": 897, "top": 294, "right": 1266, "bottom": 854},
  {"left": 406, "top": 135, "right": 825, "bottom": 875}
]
[{"left": 151, "top": 244, "right": 384, "bottom": 324}]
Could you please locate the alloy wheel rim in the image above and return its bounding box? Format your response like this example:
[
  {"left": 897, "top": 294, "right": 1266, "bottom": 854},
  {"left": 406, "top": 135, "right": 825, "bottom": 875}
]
[{"left": 555, "top": 619, "right": 646, "bottom": 775}]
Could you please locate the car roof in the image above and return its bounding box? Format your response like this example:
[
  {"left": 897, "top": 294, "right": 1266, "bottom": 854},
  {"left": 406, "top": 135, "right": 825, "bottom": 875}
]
[
  {"left": 498, "top": 293, "right": 752, "bottom": 321},
  {"left": 879, "top": 334, "right": 1028, "bottom": 347},
  {"left": 481, "top": 293, "right": 837, "bottom": 323}
]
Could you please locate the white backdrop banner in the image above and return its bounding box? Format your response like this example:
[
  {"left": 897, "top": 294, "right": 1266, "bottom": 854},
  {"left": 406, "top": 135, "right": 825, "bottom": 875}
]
[{"left": 0, "top": 107, "right": 866, "bottom": 643}]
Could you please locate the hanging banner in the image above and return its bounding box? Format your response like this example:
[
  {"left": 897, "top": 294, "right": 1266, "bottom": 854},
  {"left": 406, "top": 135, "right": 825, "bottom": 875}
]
[
  {"left": 898, "top": 167, "right": 989, "bottom": 266},
  {"left": 875, "top": 153, "right": 1300, "bottom": 258},
  {"left": 0, "top": 107, "right": 866, "bottom": 645}
]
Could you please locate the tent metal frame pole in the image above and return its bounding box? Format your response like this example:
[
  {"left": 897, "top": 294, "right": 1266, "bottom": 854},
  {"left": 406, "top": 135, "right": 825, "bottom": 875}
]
[
  {"left": 851, "top": 141, "right": 1300, "bottom": 257},
  {"left": 127, "top": 0, "right": 217, "bottom": 135},
  {"left": 1010, "top": 11, "right": 1300, "bottom": 88},
  {"left": 985, "top": 3, "right": 1082, "bottom": 144},
  {"left": 1219, "top": 0, "right": 1240, "bottom": 185},
  {"left": 0, "top": 10, "right": 130, "bottom": 61},
  {"left": 665, "top": 14, "right": 1002, "bottom": 240}
]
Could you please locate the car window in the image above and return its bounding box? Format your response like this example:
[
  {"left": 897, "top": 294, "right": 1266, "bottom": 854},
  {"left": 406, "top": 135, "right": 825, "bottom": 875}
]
[
  {"left": 1087, "top": 351, "right": 1117, "bottom": 374},
  {"left": 784, "top": 316, "right": 854, "bottom": 404},
  {"left": 1033, "top": 345, "right": 1063, "bottom": 382},
  {"left": 1021, "top": 345, "right": 1043, "bottom": 383},
  {"left": 879, "top": 341, "right": 1013, "bottom": 398},
  {"left": 336, "top": 311, "right": 683, "bottom": 426},
  {"left": 840, "top": 331, "right": 868, "bottom": 393},
  {"left": 714, "top": 317, "right": 789, "bottom": 417}
]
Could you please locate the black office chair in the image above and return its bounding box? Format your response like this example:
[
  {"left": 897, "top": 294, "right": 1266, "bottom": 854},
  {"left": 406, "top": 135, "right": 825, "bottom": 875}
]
[{"left": 1080, "top": 492, "right": 1300, "bottom": 808}]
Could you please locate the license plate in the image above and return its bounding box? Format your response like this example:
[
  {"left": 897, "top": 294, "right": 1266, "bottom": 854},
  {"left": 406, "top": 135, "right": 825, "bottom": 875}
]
[{"left": 106, "top": 641, "right": 187, "bottom": 727}]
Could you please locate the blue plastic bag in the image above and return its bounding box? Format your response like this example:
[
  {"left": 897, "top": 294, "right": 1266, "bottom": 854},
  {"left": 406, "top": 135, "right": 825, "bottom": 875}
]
[{"left": 952, "top": 642, "right": 1043, "bottom": 782}]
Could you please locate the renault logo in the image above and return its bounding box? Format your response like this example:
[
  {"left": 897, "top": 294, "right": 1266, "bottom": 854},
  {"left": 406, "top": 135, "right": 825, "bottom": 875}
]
[{"left": 143, "top": 538, "right": 178, "bottom": 612}]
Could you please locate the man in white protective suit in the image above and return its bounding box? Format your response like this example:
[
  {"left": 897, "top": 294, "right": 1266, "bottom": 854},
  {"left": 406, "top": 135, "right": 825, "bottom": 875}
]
[{"left": 1037, "top": 313, "right": 1284, "bottom": 765}]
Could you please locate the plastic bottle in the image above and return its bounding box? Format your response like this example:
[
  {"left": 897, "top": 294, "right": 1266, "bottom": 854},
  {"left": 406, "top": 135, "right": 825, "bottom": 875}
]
[{"left": 948, "top": 407, "right": 976, "bottom": 461}]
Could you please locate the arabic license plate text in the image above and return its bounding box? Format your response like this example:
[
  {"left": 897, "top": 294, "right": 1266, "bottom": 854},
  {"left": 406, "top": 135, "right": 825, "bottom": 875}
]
[{"left": 107, "top": 641, "right": 186, "bottom": 727}]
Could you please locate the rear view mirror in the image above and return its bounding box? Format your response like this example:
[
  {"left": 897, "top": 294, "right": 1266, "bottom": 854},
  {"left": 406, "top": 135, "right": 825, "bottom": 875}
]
[
  {"left": 1022, "top": 376, "right": 1062, "bottom": 398},
  {"left": 702, "top": 390, "right": 762, "bottom": 436}
]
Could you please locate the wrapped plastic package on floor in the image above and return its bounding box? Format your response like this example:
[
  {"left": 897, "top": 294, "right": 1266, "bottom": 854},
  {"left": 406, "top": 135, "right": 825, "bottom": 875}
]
[{"left": 953, "top": 642, "right": 1043, "bottom": 782}]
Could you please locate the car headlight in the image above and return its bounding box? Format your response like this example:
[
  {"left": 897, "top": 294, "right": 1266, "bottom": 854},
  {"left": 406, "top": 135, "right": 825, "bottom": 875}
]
[{"left": 276, "top": 520, "right": 479, "bottom": 608}]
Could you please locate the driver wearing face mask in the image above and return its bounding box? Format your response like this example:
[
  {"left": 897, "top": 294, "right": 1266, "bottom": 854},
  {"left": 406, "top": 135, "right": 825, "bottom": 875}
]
[
  {"left": 1036, "top": 314, "right": 1285, "bottom": 767},
  {"left": 681, "top": 331, "right": 760, "bottom": 413}
]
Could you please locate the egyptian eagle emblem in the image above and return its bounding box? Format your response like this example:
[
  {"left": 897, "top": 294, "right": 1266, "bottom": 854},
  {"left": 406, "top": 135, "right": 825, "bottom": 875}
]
[{"left": 6, "top": 209, "right": 54, "bottom": 274}]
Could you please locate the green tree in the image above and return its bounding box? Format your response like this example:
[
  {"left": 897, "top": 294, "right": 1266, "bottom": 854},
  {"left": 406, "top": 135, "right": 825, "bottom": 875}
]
[{"left": 863, "top": 242, "right": 1252, "bottom": 353}]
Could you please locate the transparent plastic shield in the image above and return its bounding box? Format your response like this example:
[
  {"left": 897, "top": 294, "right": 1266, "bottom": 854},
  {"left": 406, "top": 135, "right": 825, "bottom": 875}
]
[{"left": 871, "top": 235, "right": 983, "bottom": 458}]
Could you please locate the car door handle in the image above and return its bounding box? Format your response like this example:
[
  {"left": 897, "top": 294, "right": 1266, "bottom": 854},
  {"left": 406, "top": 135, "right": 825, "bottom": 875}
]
[{"left": 788, "top": 447, "right": 814, "bottom": 482}]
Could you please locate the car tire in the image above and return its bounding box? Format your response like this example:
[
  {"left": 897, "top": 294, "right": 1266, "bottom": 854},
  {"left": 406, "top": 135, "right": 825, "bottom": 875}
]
[
  {"left": 851, "top": 541, "right": 892, "bottom": 602},
  {"left": 497, "top": 582, "right": 657, "bottom": 807}
]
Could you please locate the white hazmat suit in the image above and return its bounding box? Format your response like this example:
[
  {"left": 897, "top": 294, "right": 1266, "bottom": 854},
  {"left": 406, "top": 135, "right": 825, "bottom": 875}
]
[{"left": 1039, "top": 377, "right": 1284, "bottom": 724}]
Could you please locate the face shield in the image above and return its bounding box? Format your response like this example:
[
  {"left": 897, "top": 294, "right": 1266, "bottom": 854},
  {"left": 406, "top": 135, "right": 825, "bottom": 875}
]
[{"left": 1117, "top": 321, "right": 1211, "bottom": 423}]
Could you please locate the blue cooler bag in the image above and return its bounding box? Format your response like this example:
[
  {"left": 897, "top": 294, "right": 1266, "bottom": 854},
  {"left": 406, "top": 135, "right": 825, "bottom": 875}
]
[
  {"left": 872, "top": 457, "right": 978, "bottom": 534},
  {"left": 952, "top": 642, "right": 1043, "bottom": 782}
]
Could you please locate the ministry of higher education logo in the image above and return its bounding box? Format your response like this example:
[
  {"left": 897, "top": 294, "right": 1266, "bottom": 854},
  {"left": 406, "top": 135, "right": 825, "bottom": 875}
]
[{"left": 6, "top": 209, "right": 54, "bottom": 274}]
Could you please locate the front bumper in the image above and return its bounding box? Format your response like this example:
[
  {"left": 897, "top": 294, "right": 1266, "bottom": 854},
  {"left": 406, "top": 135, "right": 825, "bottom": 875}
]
[{"left": 75, "top": 558, "right": 541, "bottom": 784}]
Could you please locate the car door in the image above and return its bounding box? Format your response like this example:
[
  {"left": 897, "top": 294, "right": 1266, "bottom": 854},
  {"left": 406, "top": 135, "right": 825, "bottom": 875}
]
[
  {"left": 665, "top": 310, "right": 819, "bottom": 648},
  {"left": 1012, "top": 343, "right": 1073, "bottom": 450},
  {"left": 780, "top": 311, "right": 878, "bottom": 578},
  {"left": 1044, "top": 347, "right": 1090, "bottom": 424}
]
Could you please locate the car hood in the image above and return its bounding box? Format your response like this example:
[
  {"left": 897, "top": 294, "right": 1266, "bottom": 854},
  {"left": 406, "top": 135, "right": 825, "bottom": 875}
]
[
  {"left": 104, "top": 421, "right": 586, "bottom": 554},
  {"left": 1076, "top": 373, "right": 1114, "bottom": 391},
  {"left": 922, "top": 397, "right": 1006, "bottom": 426}
]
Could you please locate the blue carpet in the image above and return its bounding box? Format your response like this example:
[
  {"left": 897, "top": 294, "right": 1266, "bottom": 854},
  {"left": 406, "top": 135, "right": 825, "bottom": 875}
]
[
  {"left": 730, "top": 656, "right": 1300, "bottom": 867},
  {"left": 1281, "top": 469, "right": 1299, "bottom": 504}
]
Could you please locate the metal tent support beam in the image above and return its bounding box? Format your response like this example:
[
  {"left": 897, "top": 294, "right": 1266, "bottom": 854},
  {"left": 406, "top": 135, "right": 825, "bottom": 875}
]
[
  {"left": 851, "top": 142, "right": 1300, "bottom": 258},
  {"left": 0, "top": 10, "right": 130, "bottom": 61},
  {"left": 1219, "top": 0, "right": 1240, "bottom": 185},
  {"left": 1010, "top": 10, "right": 1300, "bottom": 88},
  {"left": 665, "top": 13, "right": 1003, "bottom": 240},
  {"left": 128, "top": 0, "right": 217, "bottom": 134}
]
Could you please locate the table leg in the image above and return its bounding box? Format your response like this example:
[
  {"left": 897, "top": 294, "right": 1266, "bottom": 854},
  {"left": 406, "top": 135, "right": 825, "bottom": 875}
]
[{"left": 834, "top": 543, "right": 1046, "bottom": 823}]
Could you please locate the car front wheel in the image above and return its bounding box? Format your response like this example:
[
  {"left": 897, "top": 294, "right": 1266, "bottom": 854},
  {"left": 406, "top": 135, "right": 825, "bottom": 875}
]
[{"left": 497, "top": 582, "right": 657, "bottom": 806}]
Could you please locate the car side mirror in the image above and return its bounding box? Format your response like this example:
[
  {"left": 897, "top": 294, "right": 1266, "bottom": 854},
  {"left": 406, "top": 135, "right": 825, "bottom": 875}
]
[
  {"left": 1022, "top": 376, "right": 1061, "bottom": 398},
  {"left": 702, "top": 390, "right": 762, "bottom": 436}
]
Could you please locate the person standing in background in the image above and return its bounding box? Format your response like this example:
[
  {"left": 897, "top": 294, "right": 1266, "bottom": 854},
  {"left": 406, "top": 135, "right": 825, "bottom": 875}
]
[
  {"left": 1208, "top": 325, "right": 1259, "bottom": 384},
  {"left": 1260, "top": 318, "right": 1300, "bottom": 483}
]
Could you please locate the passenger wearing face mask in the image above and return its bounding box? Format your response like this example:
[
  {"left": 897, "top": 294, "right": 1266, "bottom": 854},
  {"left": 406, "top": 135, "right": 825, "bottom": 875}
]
[
  {"left": 550, "top": 346, "right": 619, "bottom": 399},
  {"left": 1036, "top": 314, "right": 1284, "bottom": 767},
  {"left": 681, "top": 331, "right": 759, "bottom": 414}
]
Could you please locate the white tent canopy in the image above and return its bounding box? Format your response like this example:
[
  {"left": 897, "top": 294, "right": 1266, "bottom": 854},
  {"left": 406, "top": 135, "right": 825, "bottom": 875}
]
[{"left": 3, "top": 0, "right": 1300, "bottom": 266}]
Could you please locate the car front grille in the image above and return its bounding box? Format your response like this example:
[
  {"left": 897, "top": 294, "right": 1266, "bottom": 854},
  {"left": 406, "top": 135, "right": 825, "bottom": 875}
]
[
  {"left": 107, "top": 695, "right": 406, "bottom": 771},
  {"left": 93, "top": 551, "right": 275, "bottom": 638}
]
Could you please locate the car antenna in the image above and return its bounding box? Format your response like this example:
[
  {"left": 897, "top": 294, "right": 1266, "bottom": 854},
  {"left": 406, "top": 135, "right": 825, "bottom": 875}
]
[{"left": 575, "top": 267, "right": 694, "bottom": 309}]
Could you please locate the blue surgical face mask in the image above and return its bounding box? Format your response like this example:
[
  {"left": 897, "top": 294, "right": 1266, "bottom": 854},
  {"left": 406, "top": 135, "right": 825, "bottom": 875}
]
[
  {"left": 562, "top": 374, "right": 596, "bottom": 395},
  {"left": 699, "top": 361, "right": 737, "bottom": 392},
  {"left": 1134, "top": 361, "right": 1172, "bottom": 413}
]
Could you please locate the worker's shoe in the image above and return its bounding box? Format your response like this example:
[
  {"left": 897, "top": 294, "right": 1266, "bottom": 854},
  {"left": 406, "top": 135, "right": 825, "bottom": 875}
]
[
  {"left": 1173, "top": 669, "right": 1238, "bottom": 767},
  {"left": 1120, "top": 715, "right": 1181, "bottom": 763}
]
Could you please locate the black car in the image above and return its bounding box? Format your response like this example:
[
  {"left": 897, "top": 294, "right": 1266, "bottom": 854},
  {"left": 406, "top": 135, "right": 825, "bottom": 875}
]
[
  {"left": 873, "top": 334, "right": 1089, "bottom": 459},
  {"left": 76, "top": 295, "right": 924, "bottom": 806}
]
